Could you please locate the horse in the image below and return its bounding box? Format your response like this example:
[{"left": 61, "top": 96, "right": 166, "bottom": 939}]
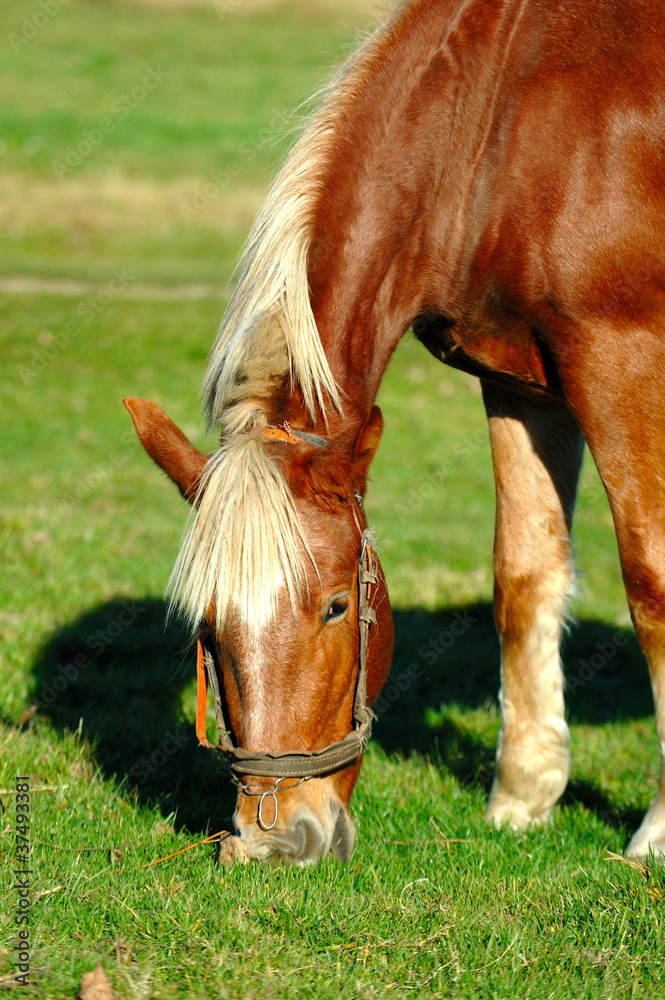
[{"left": 125, "top": 0, "right": 665, "bottom": 864}]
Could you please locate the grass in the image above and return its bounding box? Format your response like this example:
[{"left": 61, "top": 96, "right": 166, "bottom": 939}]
[
  {"left": 0, "top": 0, "right": 378, "bottom": 285},
  {"left": 1, "top": 1, "right": 664, "bottom": 997}
]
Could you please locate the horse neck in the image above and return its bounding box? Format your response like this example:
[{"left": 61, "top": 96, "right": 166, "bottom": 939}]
[{"left": 293, "top": 0, "right": 534, "bottom": 432}]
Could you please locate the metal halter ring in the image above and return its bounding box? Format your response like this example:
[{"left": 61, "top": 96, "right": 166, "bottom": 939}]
[{"left": 229, "top": 774, "right": 312, "bottom": 831}]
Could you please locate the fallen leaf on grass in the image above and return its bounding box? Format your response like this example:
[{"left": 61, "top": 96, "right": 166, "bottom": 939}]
[{"left": 78, "top": 964, "right": 116, "bottom": 1000}]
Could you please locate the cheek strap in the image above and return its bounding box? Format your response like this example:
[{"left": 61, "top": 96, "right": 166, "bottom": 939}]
[{"left": 194, "top": 529, "right": 378, "bottom": 780}]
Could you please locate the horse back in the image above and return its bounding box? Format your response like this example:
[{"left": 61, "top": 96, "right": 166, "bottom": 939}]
[{"left": 409, "top": 0, "right": 665, "bottom": 391}]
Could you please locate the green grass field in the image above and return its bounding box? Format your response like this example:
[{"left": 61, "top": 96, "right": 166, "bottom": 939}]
[{"left": 1, "top": 1, "right": 665, "bottom": 997}]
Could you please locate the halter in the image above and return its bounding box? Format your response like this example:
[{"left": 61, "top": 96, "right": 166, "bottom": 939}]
[{"left": 194, "top": 425, "right": 378, "bottom": 829}]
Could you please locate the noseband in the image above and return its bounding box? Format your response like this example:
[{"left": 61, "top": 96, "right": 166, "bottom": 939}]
[{"left": 194, "top": 424, "right": 379, "bottom": 830}]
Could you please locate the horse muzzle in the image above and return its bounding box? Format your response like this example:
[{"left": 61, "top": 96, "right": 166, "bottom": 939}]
[{"left": 232, "top": 778, "right": 356, "bottom": 865}]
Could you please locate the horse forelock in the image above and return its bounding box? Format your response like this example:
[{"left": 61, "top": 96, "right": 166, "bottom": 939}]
[{"left": 168, "top": 430, "right": 314, "bottom": 633}]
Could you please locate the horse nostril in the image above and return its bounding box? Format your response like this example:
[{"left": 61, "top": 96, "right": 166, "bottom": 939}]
[
  {"left": 330, "top": 806, "right": 355, "bottom": 862},
  {"left": 235, "top": 804, "right": 355, "bottom": 865},
  {"left": 293, "top": 816, "right": 326, "bottom": 863}
]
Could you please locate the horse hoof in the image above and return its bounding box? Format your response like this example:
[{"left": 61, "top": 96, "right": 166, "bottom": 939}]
[
  {"left": 626, "top": 804, "right": 665, "bottom": 860},
  {"left": 485, "top": 789, "right": 552, "bottom": 830}
]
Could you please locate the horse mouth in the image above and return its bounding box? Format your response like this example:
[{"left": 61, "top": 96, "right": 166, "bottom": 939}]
[{"left": 230, "top": 803, "right": 356, "bottom": 866}]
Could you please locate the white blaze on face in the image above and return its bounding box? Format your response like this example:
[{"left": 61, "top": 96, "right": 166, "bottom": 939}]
[
  {"left": 236, "top": 568, "right": 287, "bottom": 741},
  {"left": 240, "top": 628, "right": 266, "bottom": 736}
]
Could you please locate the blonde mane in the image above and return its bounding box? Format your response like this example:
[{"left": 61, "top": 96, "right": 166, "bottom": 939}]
[{"left": 168, "top": 13, "right": 396, "bottom": 631}]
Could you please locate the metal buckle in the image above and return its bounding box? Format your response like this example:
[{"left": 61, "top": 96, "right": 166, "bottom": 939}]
[{"left": 229, "top": 774, "right": 312, "bottom": 831}]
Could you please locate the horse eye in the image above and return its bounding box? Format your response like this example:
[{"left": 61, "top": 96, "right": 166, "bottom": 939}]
[{"left": 323, "top": 596, "right": 350, "bottom": 623}]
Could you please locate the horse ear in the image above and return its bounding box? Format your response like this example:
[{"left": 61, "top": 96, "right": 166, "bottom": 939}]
[
  {"left": 123, "top": 397, "right": 209, "bottom": 504},
  {"left": 353, "top": 405, "right": 383, "bottom": 485}
]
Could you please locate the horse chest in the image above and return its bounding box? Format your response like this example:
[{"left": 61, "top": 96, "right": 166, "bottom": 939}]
[{"left": 413, "top": 311, "right": 563, "bottom": 401}]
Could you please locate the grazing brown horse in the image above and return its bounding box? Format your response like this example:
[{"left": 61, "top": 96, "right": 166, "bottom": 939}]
[{"left": 126, "top": 0, "right": 665, "bottom": 863}]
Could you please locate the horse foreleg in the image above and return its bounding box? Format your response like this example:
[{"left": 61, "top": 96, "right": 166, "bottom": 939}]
[
  {"left": 482, "top": 385, "right": 584, "bottom": 828},
  {"left": 560, "top": 336, "right": 665, "bottom": 857}
]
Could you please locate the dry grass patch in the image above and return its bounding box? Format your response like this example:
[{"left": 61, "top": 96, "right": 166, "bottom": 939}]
[
  {"left": 388, "top": 564, "right": 491, "bottom": 610},
  {"left": 0, "top": 171, "right": 265, "bottom": 244},
  {"left": 111, "top": 0, "right": 384, "bottom": 18}
]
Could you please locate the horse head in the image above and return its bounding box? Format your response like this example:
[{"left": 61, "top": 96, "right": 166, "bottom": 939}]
[{"left": 124, "top": 397, "right": 393, "bottom": 864}]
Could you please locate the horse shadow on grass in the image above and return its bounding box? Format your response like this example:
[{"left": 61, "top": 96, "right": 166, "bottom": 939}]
[
  {"left": 30, "top": 597, "right": 652, "bottom": 836},
  {"left": 30, "top": 597, "right": 235, "bottom": 835},
  {"left": 381, "top": 604, "right": 651, "bottom": 834}
]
